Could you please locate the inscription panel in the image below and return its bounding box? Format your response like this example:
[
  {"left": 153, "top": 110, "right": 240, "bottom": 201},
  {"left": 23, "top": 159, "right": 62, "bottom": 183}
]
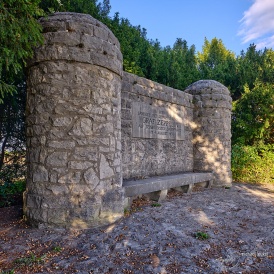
[{"left": 132, "top": 102, "right": 185, "bottom": 140}]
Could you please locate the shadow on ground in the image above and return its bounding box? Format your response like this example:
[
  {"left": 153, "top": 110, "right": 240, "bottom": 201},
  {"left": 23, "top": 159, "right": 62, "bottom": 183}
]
[{"left": 0, "top": 182, "right": 273, "bottom": 273}]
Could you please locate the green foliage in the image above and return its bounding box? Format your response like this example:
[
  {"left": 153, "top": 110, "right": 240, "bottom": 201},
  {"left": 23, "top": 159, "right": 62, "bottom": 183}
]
[
  {"left": 108, "top": 14, "right": 148, "bottom": 77},
  {"left": 232, "top": 81, "right": 274, "bottom": 145},
  {"left": 14, "top": 253, "right": 46, "bottom": 267},
  {"left": 0, "top": 72, "right": 26, "bottom": 168},
  {"left": 197, "top": 37, "right": 238, "bottom": 94},
  {"left": 237, "top": 45, "right": 264, "bottom": 92},
  {"left": 0, "top": 179, "right": 26, "bottom": 207},
  {"left": 0, "top": 80, "right": 16, "bottom": 103},
  {"left": 52, "top": 246, "right": 62, "bottom": 252},
  {"left": 0, "top": 0, "right": 44, "bottom": 102},
  {"left": 159, "top": 39, "right": 199, "bottom": 90},
  {"left": 151, "top": 203, "right": 161, "bottom": 207},
  {"left": 0, "top": 73, "right": 26, "bottom": 204},
  {"left": 124, "top": 208, "right": 130, "bottom": 215},
  {"left": 198, "top": 37, "right": 235, "bottom": 72},
  {"left": 108, "top": 14, "right": 199, "bottom": 90},
  {"left": 194, "top": 231, "right": 210, "bottom": 240},
  {"left": 0, "top": 270, "right": 15, "bottom": 274},
  {"left": 231, "top": 144, "right": 274, "bottom": 184},
  {"left": 0, "top": 1, "right": 273, "bottom": 188},
  {"left": 39, "top": 0, "right": 111, "bottom": 21}
]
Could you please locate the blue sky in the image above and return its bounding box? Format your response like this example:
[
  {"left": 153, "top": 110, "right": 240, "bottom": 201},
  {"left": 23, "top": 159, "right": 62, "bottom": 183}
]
[{"left": 109, "top": 0, "right": 274, "bottom": 56}]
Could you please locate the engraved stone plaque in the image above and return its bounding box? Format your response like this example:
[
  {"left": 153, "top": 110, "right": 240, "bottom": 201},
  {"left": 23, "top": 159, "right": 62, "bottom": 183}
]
[{"left": 132, "top": 102, "right": 185, "bottom": 140}]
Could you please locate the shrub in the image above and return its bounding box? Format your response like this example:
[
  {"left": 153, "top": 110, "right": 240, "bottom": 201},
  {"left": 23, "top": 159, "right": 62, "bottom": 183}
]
[
  {"left": 0, "top": 150, "right": 26, "bottom": 207},
  {"left": 194, "top": 231, "right": 210, "bottom": 240},
  {"left": 0, "top": 179, "right": 26, "bottom": 207},
  {"left": 231, "top": 144, "right": 274, "bottom": 184}
]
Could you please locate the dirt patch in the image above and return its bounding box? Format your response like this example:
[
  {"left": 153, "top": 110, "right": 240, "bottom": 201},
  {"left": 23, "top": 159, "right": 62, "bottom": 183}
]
[{"left": 0, "top": 183, "right": 273, "bottom": 273}]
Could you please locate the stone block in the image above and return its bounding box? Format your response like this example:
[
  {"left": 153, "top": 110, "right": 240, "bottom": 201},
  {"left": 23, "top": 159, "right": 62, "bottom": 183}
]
[
  {"left": 84, "top": 168, "right": 99, "bottom": 188},
  {"left": 28, "top": 208, "right": 48, "bottom": 224},
  {"left": 93, "top": 25, "right": 108, "bottom": 41},
  {"left": 69, "top": 161, "right": 93, "bottom": 170},
  {"left": 44, "top": 31, "right": 81, "bottom": 46},
  {"left": 145, "top": 189, "right": 168, "bottom": 202},
  {"left": 74, "top": 147, "right": 98, "bottom": 161},
  {"left": 69, "top": 118, "right": 93, "bottom": 136},
  {"left": 26, "top": 194, "right": 43, "bottom": 208},
  {"left": 100, "top": 155, "right": 114, "bottom": 179},
  {"left": 46, "top": 152, "right": 68, "bottom": 167},
  {"left": 52, "top": 117, "right": 72, "bottom": 127},
  {"left": 47, "top": 209, "right": 69, "bottom": 225},
  {"left": 32, "top": 165, "right": 48, "bottom": 182},
  {"left": 48, "top": 140, "right": 75, "bottom": 149},
  {"left": 47, "top": 184, "right": 70, "bottom": 196},
  {"left": 58, "top": 171, "right": 81, "bottom": 184},
  {"left": 124, "top": 196, "right": 135, "bottom": 209}
]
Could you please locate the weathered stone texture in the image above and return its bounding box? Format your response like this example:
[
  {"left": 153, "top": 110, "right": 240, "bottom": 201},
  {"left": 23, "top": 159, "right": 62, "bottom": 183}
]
[
  {"left": 25, "top": 13, "right": 123, "bottom": 228},
  {"left": 25, "top": 12, "right": 232, "bottom": 229},
  {"left": 185, "top": 80, "right": 232, "bottom": 187},
  {"left": 121, "top": 72, "right": 194, "bottom": 180}
]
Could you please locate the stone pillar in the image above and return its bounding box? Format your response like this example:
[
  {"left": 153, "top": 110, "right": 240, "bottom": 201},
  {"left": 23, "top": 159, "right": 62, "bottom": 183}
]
[
  {"left": 185, "top": 80, "right": 232, "bottom": 187},
  {"left": 24, "top": 13, "right": 124, "bottom": 228}
]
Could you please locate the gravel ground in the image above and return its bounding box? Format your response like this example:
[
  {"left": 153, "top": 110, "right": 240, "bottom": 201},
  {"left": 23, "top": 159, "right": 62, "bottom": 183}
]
[{"left": 0, "top": 182, "right": 273, "bottom": 274}]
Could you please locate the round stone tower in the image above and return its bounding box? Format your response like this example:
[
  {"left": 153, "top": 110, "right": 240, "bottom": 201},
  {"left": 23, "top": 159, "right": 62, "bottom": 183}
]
[
  {"left": 24, "top": 13, "right": 124, "bottom": 228},
  {"left": 185, "top": 80, "right": 232, "bottom": 187}
]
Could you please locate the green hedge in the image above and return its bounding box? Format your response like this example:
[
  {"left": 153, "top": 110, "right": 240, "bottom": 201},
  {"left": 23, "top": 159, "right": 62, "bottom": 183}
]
[
  {"left": 0, "top": 180, "right": 26, "bottom": 207},
  {"left": 231, "top": 144, "right": 274, "bottom": 184},
  {"left": 0, "top": 151, "right": 26, "bottom": 207}
]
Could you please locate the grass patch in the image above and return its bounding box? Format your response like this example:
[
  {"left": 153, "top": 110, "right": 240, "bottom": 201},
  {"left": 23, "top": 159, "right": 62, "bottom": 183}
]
[
  {"left": 151, "top": 203, "right": 161, "bottom": 207},
  {"left": 52, "top": 246, "right": 62, "bottom": 252},
  {"left": 14, "top": 253, "right": 46, "bottom": 267},
  {"left": 0, "top": 270, "right": 15, "bottom": 274},
  {"left": 194, "top": 231, "right": 210, "bottom": 240}
]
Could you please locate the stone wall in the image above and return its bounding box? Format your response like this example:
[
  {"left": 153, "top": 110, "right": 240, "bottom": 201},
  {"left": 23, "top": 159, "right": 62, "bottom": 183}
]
[
  {"left": 24, "top": 13, "right": 124, "bottom": 228},
  {"left": 121, "top": 72, "right": 194, "bottom": 180},
  {"left": 25, "top": 12, "right": 232, "bottom": 229}
]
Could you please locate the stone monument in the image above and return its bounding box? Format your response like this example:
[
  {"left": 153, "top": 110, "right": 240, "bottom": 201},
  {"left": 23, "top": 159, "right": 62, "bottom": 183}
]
[{"left": 24, "top": 12, "right": 232, "bottom": 228}]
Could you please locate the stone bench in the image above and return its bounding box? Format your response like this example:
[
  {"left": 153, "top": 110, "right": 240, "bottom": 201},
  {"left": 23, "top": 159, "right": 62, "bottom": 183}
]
[{"left": 123, "top": 172, "right": 214, "bottom": 207}]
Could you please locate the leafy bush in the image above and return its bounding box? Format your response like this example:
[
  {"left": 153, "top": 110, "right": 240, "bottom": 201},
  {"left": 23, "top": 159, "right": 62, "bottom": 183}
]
[
  {"left": 0, "top": 154, "right": 26, "bottom": 183},
  {"left": 0, "top": 180, "right": 26, "bottom": 207},
  {"left": 0, "top": 150, "right": 26, "bottom": 207},
  {"left": 231, "top": 144, "right": 274, "bottom": 184},
  {"left": 232, "top": 82, "right": 274, "bottom": 146}
]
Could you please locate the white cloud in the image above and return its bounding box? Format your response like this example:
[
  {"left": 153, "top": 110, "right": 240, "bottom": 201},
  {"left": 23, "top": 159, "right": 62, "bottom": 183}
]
[
  {"left": 256, "top": 34, "right": 274, "bottom": 49},
  {"left": 238, "top": 0, "right": 274, "bottom": 49}
]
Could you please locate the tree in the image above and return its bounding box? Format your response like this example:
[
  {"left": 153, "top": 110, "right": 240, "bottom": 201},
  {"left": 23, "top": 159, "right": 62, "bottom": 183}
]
[
  {"left": 235, "top": 44, "right": 265, "bottom": 98},
  {"left": 39, "top": 0, "right": 109, "bottom": 20},
  {"left": 0, "top": 0, "right": 44, "bottom": 102},
  {"left": 171, "top": 38, "right": 199, "bottom": 89},
  {"left": 232, "top": 81, "right": 274, "bottom": 146},
  {"left": 261, "top": 49, "right": 274, "bottom": 84},
  {"left": 108, "top": 13, "right": 148, "bottom": 76},
  {"left": 0, "top": 70, "right": 26, "bottom": 182},
  {"left": 150, "top": 39, "right": 199, "bottom": 91},
  {"left": 197, "top": 37, "right": 237, "bottom": 94},
  {"left": 0, "top": 0, "right": 115, "bottom": 193}
]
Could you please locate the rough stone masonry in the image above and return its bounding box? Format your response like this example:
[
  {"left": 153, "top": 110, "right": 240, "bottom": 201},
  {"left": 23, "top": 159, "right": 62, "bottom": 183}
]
[{"left": 24, "top": 12, "right": 232, "bottom": 228}]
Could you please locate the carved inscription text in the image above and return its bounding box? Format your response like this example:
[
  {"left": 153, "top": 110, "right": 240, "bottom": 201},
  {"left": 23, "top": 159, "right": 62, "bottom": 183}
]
[{"left": 132, "top": 103, "right": 185, "bottom": 140}]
